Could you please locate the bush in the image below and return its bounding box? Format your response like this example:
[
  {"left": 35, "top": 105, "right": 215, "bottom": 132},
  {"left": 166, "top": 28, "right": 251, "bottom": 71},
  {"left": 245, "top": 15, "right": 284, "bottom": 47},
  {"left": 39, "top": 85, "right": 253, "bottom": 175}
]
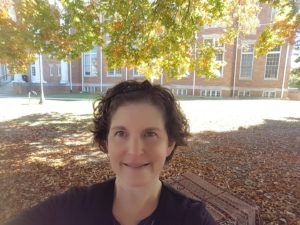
[{"left": 289, "top": 68, "right": 300, "bottom": 88}]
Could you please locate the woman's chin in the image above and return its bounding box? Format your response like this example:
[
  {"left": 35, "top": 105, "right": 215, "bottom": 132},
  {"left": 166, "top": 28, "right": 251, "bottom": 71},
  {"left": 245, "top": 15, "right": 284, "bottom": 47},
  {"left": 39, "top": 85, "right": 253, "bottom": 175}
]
[{"left": 116, "top": 174, "right": 157, "bottom": 189}]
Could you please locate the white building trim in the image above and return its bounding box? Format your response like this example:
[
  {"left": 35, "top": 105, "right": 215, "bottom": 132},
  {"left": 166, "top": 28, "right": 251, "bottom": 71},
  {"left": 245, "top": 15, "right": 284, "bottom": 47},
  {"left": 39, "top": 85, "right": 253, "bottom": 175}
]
[
  {"left": 31, "top": 55, "right": 46, "bottom": 83},
  {"left": 60, "top": 60, "right": 69, "bottom": 84}
]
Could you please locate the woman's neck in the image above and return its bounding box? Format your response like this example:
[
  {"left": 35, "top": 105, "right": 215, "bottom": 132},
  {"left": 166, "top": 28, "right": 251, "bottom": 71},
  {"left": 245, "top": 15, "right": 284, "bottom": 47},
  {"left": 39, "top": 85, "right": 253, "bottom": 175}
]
[{"left": 112, "top": 178, "right": 162, "bottom": 225}]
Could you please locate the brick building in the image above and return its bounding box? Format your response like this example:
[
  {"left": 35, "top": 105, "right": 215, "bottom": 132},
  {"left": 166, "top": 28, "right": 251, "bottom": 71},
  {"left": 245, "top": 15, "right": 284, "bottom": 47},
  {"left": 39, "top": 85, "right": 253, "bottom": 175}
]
[{"left": 1, "top": 4, "right": 295, "bottom": 98}]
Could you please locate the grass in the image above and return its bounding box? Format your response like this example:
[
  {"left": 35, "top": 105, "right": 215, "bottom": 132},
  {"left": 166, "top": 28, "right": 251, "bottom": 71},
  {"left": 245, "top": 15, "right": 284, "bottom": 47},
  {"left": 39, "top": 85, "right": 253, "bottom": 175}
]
[
  {"left": 46, "top": 92, "right": 101, "bottom": 100},
  {"left": 15, "top": 92, "right": 102, "bottom": 101},
  {"left": 12, "top": 92, "right": 275, "bottom": 101}
]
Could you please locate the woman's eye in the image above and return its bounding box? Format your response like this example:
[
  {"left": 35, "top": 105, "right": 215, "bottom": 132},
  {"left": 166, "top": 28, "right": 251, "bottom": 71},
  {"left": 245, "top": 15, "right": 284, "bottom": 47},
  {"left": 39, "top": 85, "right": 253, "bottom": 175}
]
[
  {"left": 115, "top": 131, "right": 127, "bottom": 137},
  {"left": 144, "top": 131, "right": 157, "bottom": 138}
]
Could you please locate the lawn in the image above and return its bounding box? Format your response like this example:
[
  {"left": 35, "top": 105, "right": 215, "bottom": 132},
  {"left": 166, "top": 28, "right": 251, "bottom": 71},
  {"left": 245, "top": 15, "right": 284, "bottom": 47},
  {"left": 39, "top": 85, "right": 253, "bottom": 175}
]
[{"left": 0, "top": 98, "right": 299, "bottom": 224}]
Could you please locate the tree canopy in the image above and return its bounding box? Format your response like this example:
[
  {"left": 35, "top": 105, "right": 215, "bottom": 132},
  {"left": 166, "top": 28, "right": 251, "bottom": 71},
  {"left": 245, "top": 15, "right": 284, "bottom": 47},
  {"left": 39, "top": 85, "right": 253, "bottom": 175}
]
[{"left": 0, "top": 0, "right": 299, "bottom": 79}]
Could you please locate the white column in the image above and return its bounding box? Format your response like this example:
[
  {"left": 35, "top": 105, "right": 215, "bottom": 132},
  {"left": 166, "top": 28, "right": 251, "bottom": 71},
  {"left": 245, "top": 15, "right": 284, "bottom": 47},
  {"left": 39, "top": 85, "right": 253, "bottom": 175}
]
[
  {"left": 60, "top": 60, "right": 69, "bottom": 83},
  {"left": 192, "top": 32, "right": 197, "bottom": 96},
  {"left": 160, "top": 74, "right": 163, "bottom": 85},
  {"left": 233, "top": 34, "right": 239, "bottom": 97},
  {"left": 100, "top": 47, "right": 103, "bottom": 92},
  {"left": 12, "top": 74, "right": 25, "bottom": 83},
  {"left": 281, "top": 43, "right": 290, "bottom": 99},
  {"left": 31, "top": 55, "right": 46, "bottom": 83},
  {"left": 31, "top": 56, "right": 39, "bottom": 83},
  {"left": 81, "top": 53, "right": 84, "bottom": 92}
]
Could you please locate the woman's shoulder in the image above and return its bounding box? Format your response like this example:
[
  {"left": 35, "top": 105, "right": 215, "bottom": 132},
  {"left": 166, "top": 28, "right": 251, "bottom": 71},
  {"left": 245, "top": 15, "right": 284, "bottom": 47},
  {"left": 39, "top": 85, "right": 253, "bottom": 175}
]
[
  {"left": 30, "top": 178, "right": 115, "bottom": 212},
  {"left": 62, "top": 178, "right": 115, "bottom": 203},
  {"left": 161, "top": 181, "right": 205, "bottom": 208},
  {"left": 159, "top": 182, "right": 217, "bottom": 225},
  {"left": 4, "top": 178, "right": 116, "bottom": 225}
]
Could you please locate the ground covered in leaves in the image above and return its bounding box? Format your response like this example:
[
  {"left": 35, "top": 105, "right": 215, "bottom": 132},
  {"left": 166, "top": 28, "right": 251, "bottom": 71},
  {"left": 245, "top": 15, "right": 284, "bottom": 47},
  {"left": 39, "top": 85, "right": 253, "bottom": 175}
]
[{"left": 0, "top": 113, "right": 299, "bottom": 225}]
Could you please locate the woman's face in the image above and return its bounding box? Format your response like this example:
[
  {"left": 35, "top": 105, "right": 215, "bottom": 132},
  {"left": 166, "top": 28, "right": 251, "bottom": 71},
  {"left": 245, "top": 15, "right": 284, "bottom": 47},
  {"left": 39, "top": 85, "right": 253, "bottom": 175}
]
[{"left": 107, "top": 102, "right": 175, "bottom": 188}]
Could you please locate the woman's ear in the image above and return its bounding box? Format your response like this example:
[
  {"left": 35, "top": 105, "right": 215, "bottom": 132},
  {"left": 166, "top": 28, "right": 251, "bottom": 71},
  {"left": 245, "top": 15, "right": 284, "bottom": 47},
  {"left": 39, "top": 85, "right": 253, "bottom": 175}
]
[{"left": 167, "top": 141, "right": 176, "bottom": 156}]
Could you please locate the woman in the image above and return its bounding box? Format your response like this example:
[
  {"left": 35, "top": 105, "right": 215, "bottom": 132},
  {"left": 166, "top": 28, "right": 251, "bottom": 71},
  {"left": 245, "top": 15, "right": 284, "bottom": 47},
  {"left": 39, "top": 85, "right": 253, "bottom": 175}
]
[{"left": 5, "top": 80, "right": 216, "bottom": 225}]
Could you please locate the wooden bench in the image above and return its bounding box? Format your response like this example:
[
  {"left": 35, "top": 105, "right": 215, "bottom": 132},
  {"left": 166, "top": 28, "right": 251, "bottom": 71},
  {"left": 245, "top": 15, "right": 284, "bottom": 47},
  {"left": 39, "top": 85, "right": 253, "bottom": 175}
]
[{"left": 166, "top": 172, "right": 263, "bottom": 225}]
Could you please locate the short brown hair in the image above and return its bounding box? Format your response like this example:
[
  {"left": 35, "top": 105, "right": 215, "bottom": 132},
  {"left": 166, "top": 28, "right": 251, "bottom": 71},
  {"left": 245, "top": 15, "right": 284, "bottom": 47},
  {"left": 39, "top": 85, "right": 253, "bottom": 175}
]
[{"left": 92, "top": 80, "right": 190, "bottom": 162}]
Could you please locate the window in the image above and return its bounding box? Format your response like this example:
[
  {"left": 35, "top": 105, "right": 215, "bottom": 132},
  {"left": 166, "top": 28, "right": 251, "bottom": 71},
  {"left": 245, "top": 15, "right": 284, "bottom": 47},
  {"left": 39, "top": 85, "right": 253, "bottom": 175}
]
[
  {"left": 203, "top": 38, "right": 224, "bottom": 48},
  {"left": 240, "top": 44, "right": 254, "bottom": 79},
  {"left": 84, "top": 47, "right": 97, "bottom": 76},
  {"left": 133, "top": 68, "right": 144, "bottom": 77},
  {"left": 171, "top": 89, "right": 187, "bottom": 96},
  {"left": 215, "top": 52, "right": 223, "bottom": 77},
  {"left": 203, "top": 37, "right": 225, "bottom": 77},
  {"left": 204, "top": 38, "right": 214, "bottom": 46},
  {"left": 238, "top": 90, "right": 251, "bottom": 97},
  {"left": 83, "top": 86, "right": 96, "bottom": 93},
  {"left": 215, "top": 40, "right": 224, "bottom": 48},
  {"left": 263, "top": 91, "right": 276, "bottom": 98},
  {"left": 107, "top": 68, "right": 122, "bottom": 77},
  {"left": 49, "top": 64, "right": 54, "bottom": 76},
  {"left": 177, "top": 89, "right": 187, "bottom": 96},
  {"left": 265, "top": 46, "right": 281, "bottom": 79},
  {"left": 201, "top": 89, "right": 221, "bottom": 97},
  {"left": 31, "top": 64, "right": 36, "bottom": 76}
]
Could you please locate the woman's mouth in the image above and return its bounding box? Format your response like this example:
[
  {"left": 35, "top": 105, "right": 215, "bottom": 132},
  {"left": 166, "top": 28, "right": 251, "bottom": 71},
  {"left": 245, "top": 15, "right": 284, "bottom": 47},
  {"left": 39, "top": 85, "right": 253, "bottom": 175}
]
[{"left": 123, "top": 163, "right": 150, "bottom": 169}]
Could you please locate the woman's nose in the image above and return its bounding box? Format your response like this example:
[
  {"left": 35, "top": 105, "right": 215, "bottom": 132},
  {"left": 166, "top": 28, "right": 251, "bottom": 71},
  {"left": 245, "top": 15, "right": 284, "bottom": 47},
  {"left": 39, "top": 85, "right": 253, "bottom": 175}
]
[{"left": 127, "top": 135, "right": 144, "bottom": 155}]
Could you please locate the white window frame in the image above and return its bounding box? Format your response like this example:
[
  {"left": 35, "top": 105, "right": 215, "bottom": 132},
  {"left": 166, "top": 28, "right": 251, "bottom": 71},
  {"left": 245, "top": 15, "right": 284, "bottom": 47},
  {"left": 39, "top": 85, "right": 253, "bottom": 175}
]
[
  {"left": 201, "top": 89, "right": 221, "bottom": 97},
  {"left": 240, "top": 42, "right": 255, "bottom": 80},
  {"left": 83, "top": 86, "right": 96, "bottom": 93},
  {"left": 203, "top": 36, "right": 225, "bottom": 78},
  {"left": 177, "top": 89, "right": 187, "bottom": 96},
  {"left": 83, "top": 47, "right": 98, "bottom": 77},
  {"left": 133, "top": 68, "right": 144, "bottom": 77},
  {"left": 107, "top": 68, "right": 122, "bottom": 77},
  {"left": 264, "top": 46, "right": 281, "bottom": 80},
  {"left": 171, "top": 88, "right": 187, "bottom": 96},
  {"left": 238, "top": 90, "right": 251, "bottom": 97},
  {"left": 31, "top": 64, "right": 36, "bottom": 77},
  {"left": 262, "top": 91, "right": 276, "bottom": 98}
]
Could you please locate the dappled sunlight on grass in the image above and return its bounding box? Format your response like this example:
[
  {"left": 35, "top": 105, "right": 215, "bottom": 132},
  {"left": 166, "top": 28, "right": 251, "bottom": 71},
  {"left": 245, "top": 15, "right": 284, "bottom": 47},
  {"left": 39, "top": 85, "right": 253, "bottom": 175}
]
[
  {"left": 62, "top": 132, "right": 93, "bottom": 146},
  {"left": 27, "top": 156, "right": 65, "bottom": 167},
  {"left": 0, "top": 111, "right": 114, "bottom": 225},
  {"left": 71, "top": 151, "right": 107, "bottom": 165},
  {"left": 25, "top": 143, "right": 105, "bottom": 168},
  {"left": 1, "top": 99, "right": 299, "bottom": 224}
]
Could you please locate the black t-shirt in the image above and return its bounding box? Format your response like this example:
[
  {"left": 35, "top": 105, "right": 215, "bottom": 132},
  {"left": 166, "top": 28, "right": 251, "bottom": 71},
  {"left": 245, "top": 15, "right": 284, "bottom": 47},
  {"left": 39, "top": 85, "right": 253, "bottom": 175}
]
[{"left": 5, "top": 178, "right": 217, "bottom": 225}]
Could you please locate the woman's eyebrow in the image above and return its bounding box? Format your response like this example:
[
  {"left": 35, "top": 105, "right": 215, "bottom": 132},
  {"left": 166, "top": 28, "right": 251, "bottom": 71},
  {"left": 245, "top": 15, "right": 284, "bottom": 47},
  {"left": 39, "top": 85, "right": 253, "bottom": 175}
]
[
  {"left": 144, "top": 127, "right": 162, "bottom": 132},
  {"left": 110, "top": 126, "right": 126, "bottom": 130}
]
